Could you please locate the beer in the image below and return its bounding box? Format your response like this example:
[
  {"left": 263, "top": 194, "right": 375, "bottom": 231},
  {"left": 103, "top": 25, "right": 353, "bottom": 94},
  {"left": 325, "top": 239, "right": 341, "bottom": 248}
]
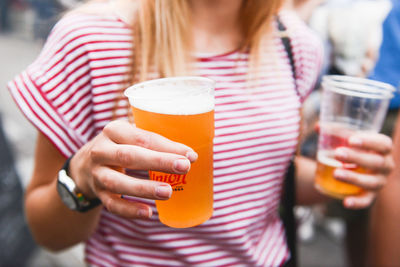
[
  {"left": 315, "top": 151, "right": 365, "bottom": 199},
  {"left": 125, "top": 77, "right": 215, "bottom": 228},
  {"left": 315, "top": 125, "right": 366, "bottom": 198}
]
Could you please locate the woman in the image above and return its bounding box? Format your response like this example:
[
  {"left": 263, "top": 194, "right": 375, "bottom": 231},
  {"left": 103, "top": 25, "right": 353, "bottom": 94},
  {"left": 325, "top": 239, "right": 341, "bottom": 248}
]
[{"left": 8, "top": 0, "right": 393, "bottom": 266}]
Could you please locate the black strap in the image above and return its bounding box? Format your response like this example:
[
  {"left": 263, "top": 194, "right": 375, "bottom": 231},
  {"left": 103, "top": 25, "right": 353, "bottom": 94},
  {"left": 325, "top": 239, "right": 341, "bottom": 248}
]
[
  {"left": 62, "top": 156, "right": 101, "bottom": 212},
  {"left": 277, "top": 16, "right": 298, "bottom": 267},
  {"left": 277, "top": 16, "right": 298, "bottom": 96},
  {"left": 280, "top": 161, "right": 297, "bottom": 267}
]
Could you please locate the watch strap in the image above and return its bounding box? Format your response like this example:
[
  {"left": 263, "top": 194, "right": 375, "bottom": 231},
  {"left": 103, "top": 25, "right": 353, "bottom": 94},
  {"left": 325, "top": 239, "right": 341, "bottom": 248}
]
[{"left": 61, "top": 156, "right": 101, "bottom": 212}]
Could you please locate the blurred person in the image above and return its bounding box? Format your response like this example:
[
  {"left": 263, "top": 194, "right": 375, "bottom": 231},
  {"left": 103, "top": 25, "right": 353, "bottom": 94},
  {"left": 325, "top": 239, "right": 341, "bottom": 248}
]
[
  {"left": 369, "top": 0, "right": 400, "bottom": 137},
  {"left": 367, "top": 113, "right": 400, "bottom": 267},
  {"left": 27, "top": 0, "right": 65, "bottom": 39},
  {"left": 309, "top": 0, "right": 391, "bottom": 78},
  {"left": 7, "top": 0, "right": 394, "bottom": 266},
  {"left": 367, "top": 2, "right": 400, "bottom": 266},
  {"left": 0, "top": 0, "right": 12, "bottom": 32},
  {"left": 290, "top": 0, "right": 325, "bottom": 22},
  {"left": 57, "top": 0, "right": 81, "bottom": 9}
]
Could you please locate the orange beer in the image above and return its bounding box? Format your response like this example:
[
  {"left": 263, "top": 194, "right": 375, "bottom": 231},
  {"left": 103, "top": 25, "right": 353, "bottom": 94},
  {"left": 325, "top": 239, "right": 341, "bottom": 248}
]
[
  {"left": 125, "top": 77, "right": 215, "bottom": 228},
  {"left": 315, "top": 151, "right": 365, "bottom": 199},
  {"left": 315, "top": 125, "right": 367, "bottom": 198}
]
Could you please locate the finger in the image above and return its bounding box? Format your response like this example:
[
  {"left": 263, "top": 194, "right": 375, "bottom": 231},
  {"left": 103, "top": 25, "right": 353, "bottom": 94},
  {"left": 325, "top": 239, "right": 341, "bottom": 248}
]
[
  {"left": 93, "top": 167, "right": 172, "bottom": 200},
  {"left": 347, "top": 132, "right": 392, "bottom": 155},
  {"left": 92, "top": 141, "right": 192, "bottom": 174},
  {"left": 343, "top": 191, "right": 375, "bottom": 209},
  {"left": 333, "top": 168, "right": 386, "bottom": 191},
  {"left": 97, "top": 190, "right": 153, "bottom": 219},
  {"left": 103, "top": 120, "right": 198, "bottom": 162},
  {"left": 334, "top": 147, "right": 393, "bottom": 174}
]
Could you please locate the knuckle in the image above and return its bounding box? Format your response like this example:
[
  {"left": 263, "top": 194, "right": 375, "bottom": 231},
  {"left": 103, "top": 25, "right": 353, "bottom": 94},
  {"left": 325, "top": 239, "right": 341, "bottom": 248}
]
[
  {"left": 374, "top": 156, "right": 387, "bottom": 171},
  {"left": 90, "top": 167, "right": 101, "bottom": 184},
  {"left": 104, "top": 197, "right": 114, "bottom": 212},
  {"left": 103, "top": 121, "right": 118, "bottom": 135},
  {"left": 134, "top": 182, "right": 151, "bottom": 197},
  {"left": 103, "top": 120, "right": 128, "bottom": 137},
  {"left": 89, "top": 146, "right": 102, "bottom": 162},
  {"left": 98, "top": 172, "right": 117, "bottom": 192},
  {"left": 386, "top": 157, "right": 395, "bottom": 173},
  {"left": 134, "top": 131, "right": 152, "bottom": 148},
  {"left": 369, "top": 177, "right": 383, "bottom": 190},
  {"left": 91, "top": 164, "right": 103, "bottom": 177},
  {"left": 154, "top": 154, "right": 170, "bottom": 171},
  {"left": 363, "top": 175, "right": 385, "bottom": 191},
  {"left": 383, "top": 135, "right": 393, "bottom": 149},
  {"left": 374, "top": 156, "right": 393, "bottom": 174},
  {"left": 115, "top": 147, "right": 132, "bottom": 166}
]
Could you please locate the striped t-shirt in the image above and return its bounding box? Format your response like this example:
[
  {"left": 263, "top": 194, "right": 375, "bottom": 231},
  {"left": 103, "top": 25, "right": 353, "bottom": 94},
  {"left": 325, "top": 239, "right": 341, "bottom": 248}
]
[{"left": 8, "top": 9, "right": 322, "bottom": 267}]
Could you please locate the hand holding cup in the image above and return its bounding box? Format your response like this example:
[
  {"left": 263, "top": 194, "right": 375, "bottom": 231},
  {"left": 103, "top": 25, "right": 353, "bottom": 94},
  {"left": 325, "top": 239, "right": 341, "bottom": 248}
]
[
  {"left": 332, "top": 132, "right": 394, "bottom": 209},
  {"left": 315, "top": 75, "right": 395, "bottom": 208}
]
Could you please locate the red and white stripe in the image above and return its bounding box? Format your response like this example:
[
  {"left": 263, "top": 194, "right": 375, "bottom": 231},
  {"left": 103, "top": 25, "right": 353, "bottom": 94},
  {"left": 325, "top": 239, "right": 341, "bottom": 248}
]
[{"left": 8, "top": 9, "right": 322, "bottom": 267}]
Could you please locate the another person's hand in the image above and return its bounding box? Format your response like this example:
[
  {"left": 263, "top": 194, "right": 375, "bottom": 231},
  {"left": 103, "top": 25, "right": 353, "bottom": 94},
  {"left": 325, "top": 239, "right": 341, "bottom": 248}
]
[
  {"left": 69, "top": 120, "right": 198, "bottom": 219},
  {"left": 333, "top": 132, "right": 394, "bottom": 209}
]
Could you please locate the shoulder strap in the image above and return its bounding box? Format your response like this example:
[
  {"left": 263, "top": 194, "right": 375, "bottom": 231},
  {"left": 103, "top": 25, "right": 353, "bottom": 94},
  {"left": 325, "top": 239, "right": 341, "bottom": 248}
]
[
  {"left": 277, "top": 16, "right": 298, "bottom": 94},
  {"left": 276, "top": 15, "right": 298, "bottom": 267}
]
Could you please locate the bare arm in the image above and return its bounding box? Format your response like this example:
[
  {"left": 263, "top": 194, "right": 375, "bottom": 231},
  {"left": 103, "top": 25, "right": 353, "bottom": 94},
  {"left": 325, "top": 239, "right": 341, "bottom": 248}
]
[
  {"left": 25, "top": 132, "right": 102, "bottom": 251},
  {"left": 295, "top": 155, "right": 328, "bottom": 205},
  {"left": 25, "top": 120, "right": 197, "bottom": 251},
  {"left": 367, "top": 114, "right": 400, "bottom": 267}
]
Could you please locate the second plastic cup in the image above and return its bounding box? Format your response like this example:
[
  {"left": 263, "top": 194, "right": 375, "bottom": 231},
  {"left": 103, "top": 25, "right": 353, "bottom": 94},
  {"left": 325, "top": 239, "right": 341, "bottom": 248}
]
[{"left": 315, "top": 75, "right": 394, "bottom": 199}]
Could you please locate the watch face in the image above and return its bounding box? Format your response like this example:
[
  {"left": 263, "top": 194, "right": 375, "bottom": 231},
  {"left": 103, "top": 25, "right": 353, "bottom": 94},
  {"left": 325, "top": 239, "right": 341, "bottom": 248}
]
[{"left": 57, "top": 183, "right": 78, "bottom": 210}]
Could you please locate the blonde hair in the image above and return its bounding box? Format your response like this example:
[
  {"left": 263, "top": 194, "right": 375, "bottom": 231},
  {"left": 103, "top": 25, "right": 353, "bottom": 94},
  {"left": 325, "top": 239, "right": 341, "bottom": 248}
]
[{"left": 132, "top": 0, "right": 284, "bottom": 83}]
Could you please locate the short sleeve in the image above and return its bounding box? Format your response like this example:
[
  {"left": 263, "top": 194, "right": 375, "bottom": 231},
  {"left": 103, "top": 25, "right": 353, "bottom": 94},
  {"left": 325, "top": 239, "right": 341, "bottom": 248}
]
[
  {"left": 280, "top": 10, "right": 324, "bottom": 102},
  {"left": 7, "top": 14, "right": 94, "bottom": 157}
]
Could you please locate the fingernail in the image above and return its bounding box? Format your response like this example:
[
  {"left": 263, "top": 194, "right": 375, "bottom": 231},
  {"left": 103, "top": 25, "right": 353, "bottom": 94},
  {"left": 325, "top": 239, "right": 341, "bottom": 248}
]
[
  {"left": 137, "top": 208, "right": 150, "bottom": 218},
  {"left": 335, "top": 148, "right": 348, "bottom": 159},
  {"left": 349, "top": 136, "right": 363, "bottom": 146},
  {"left": 186, "top": 151, "right": 198, "bottom": 162},
  {"left": 156, "top": 185, "right": 172, "bottom": 199},
  {"left": 173, "top": 158, "right": 190, "bottom": 173}
]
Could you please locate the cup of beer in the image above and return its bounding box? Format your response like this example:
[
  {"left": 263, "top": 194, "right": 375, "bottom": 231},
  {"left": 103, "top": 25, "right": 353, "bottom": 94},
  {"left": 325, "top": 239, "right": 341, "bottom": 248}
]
[
  {"left": 124, "top": 77, "right": 215, "bottom": 228},
  {"left": 315, "top": 75, "right": 394, "bottom": 199}
]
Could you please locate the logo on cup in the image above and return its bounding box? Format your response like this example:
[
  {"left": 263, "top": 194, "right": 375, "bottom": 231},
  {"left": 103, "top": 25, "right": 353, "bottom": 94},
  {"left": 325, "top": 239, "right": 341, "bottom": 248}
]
[{"left": 150, "top": 172, "right": 187, "bottom": 191}]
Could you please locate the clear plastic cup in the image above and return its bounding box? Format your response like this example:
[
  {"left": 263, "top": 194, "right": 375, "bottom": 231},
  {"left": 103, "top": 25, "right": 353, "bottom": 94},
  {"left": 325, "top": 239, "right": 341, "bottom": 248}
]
[{"left": 314, "top": 75, "right": 395, "bottom": 199}]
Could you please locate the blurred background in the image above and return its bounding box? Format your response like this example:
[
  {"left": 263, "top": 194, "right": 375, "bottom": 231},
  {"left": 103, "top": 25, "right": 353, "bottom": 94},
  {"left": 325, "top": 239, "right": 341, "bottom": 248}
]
[{"left": 0, "top": 0, "right": 393, "bottom": 266}]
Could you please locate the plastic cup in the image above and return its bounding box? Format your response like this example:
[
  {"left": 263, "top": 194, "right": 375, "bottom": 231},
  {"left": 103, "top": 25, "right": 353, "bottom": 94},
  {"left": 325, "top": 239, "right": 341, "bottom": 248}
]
[
  {"left": 124, "top": 77, "right": 215, "bottom": 228},
  {"left": 314, "top": 75, "right": 395, "bottom": 199}
]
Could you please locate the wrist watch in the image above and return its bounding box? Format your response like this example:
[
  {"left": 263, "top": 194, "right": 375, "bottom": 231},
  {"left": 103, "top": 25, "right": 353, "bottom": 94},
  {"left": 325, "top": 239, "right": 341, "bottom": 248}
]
[{"left": 57, "top": 157, "right": 101, "bottom": 212}]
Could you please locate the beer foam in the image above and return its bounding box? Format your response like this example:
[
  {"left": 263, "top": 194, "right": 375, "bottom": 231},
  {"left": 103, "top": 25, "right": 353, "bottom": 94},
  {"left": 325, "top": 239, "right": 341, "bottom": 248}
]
[
  {"left": 317, "top": 151, "right": 342, "bottom": 168},
  {"left": 125, "top": 78, "right": 215, "bottom": 115}
]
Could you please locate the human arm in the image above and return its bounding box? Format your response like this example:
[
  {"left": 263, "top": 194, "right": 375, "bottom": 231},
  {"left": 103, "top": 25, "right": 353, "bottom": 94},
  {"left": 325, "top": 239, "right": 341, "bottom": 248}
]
[
  {"left": 367, "top": 114, "right": 400, "bottom": 267},
  {"left": 295, "top": 155, "right": 327, "bottom": 205},
  {"left": 25, "top": 120, "right": 197, "bottom": 251},
  {"left": 295, "top": 132, "right": 394, "bottom": 209},
  {"left": 25, "top": 132, "right": 102, "bottom": 251}
]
